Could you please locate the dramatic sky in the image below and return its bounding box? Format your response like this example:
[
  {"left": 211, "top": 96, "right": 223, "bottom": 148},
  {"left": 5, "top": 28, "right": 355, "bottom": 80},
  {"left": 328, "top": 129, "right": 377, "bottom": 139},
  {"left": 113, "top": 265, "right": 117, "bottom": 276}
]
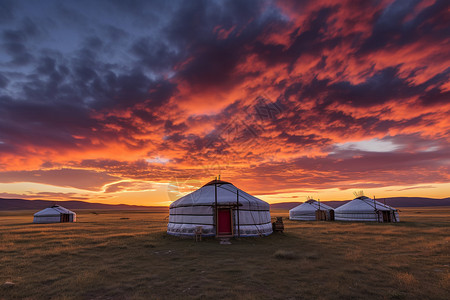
[{"left": 0, "top": 0, "right": 449, "bottom": 206}]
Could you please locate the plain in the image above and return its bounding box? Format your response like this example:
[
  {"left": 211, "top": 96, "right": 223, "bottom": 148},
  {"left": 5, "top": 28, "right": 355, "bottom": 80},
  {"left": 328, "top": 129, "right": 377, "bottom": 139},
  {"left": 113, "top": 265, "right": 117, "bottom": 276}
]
[{"left": 0, "top": 207, "right": 449, "bottom": 299}]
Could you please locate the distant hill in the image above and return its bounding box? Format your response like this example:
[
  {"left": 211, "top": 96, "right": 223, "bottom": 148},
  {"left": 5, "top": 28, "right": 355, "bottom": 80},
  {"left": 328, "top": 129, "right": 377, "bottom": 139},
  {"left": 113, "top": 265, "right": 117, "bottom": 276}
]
[
  {"left": 270, "top": 197, "right": 450, "bottom": 209},
  {"left": 0, "top": 198, "right": 167, "bottom": 211},
  {"left": 270, "top": 202, "right": 302, "bottom": 210},
  {"left": 2, "top": 197, "right": 449, "bottom": 211}
]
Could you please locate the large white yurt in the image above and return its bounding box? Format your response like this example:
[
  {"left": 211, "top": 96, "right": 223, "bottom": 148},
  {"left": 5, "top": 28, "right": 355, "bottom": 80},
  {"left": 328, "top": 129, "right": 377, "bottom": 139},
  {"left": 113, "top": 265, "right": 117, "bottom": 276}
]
[
  {"left": 167, "top": 179, "right": 272, "bottom": 237},
  {"left": 33, "top": 205, "right": 76, "bottom": 223},
  {"left": 335, "top": 196, "right": 400, "bottom": 222},
  {"left": 289, "top": 199, "right": 335, "bottom": 221}
]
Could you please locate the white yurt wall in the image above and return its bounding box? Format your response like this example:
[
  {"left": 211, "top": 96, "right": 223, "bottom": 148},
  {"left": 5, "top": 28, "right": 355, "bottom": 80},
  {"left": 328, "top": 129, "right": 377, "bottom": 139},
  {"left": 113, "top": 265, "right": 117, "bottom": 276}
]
[{"left": 167, "top": 180, "right": 272, "bottom": 237}]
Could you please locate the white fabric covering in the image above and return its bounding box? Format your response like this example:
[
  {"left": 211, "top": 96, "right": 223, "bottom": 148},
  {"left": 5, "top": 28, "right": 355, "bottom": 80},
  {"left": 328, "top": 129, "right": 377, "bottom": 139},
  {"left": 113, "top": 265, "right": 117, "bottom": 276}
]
[
  {"left": 289, "top": 200, "right": 334, "bottom": 220},
  {"left": 335, "top": 196, "right": 400, "bottom": 222},
  {"left": 33, "top": 205, "right": 76, "bottom": 223},
  {"left": 167, "top": 180, "right": 272, "bottom": 237}
]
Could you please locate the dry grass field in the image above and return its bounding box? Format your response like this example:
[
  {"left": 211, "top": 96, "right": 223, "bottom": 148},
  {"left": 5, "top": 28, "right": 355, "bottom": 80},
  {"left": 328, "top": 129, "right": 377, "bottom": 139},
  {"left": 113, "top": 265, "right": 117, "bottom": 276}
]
[{"left": 0, "top": 207, "right": 449, "bottom": 300}]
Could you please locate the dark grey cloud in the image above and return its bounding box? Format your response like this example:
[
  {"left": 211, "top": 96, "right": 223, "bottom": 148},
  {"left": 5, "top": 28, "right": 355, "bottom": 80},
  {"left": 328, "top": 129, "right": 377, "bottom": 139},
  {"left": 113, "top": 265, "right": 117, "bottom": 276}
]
[
  {"left": 279, "top": 132, "right": 331, "bottom": 146},
  {"left": 0, "top": 0, "right": 15, "bottom": 24},
  {"left": 358, "top": 0, "right": 450, "bottom": 55},
  {"left": 281, "top": 66, "right": 449, "bottom": 110},
  {"left": 417, "top": 68, "right": 450, "bottom": 105},
  {"left": 0, "top": 73, "right": 8, "bottom": 87},
  {"left": 357, "top": 0, "right": 422, "bottom": 54},
  {"left": 130, "top": 37, "right": 181, "bottom": 72},
  {"left": 167, "top": 0, "right": 286, "bottom": 89},
  {"left": 251, "top": 6, "right": 342, "bottom": 71},
  {"left": 326, "top": 66, "right": 419, "bottom": 107},
  {"left": 0, "top": 96, "right": 97, "bottom": 156},
  {"left": 1, "top": 18, "right": 42, "bottom": 66}
]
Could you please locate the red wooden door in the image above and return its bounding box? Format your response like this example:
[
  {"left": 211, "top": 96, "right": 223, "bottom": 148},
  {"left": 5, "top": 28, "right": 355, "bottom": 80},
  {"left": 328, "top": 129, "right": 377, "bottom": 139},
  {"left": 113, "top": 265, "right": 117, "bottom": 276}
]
[{"left": 217, "top": 209, "right": 232, "bottom": 236}]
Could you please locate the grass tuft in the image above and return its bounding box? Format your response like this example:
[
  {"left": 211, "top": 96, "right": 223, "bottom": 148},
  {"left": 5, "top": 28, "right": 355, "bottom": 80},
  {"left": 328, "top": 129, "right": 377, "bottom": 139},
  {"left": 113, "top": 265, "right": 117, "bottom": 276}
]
[
  {"left": 304, "top": 252, "right": 319, "bottom": 260},
  {"left": 395, "top": 271, "right": 418, "bottom": 288},
  {"left": 273, "top": 249, "right": 298, "bottom": 260}
]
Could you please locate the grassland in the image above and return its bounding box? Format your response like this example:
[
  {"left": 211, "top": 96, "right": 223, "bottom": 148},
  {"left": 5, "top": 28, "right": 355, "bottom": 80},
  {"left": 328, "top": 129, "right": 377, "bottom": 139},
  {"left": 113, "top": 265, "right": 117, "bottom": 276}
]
[{"left": 0, "top": 207, "right": 449, "bottom": 299}]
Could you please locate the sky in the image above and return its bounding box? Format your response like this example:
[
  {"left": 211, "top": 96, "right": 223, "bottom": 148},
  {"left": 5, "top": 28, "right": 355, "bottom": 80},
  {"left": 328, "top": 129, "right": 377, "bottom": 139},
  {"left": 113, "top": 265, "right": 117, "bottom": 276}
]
[{"left": 0, "top": 0, "right": 449, "bottom": 206}]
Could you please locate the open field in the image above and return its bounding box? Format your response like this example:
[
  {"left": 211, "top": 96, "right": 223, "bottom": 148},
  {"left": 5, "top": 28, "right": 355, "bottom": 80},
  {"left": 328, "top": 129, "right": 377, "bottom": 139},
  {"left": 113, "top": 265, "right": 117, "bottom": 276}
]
[{"left": 1, "top": 207, "right": 449, "bottom": 299}]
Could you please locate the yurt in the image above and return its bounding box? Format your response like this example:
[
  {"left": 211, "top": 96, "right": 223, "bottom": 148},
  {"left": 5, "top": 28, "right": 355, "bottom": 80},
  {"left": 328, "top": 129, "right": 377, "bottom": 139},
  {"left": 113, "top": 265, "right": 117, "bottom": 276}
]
[
  {"left": 289, "top": 199, "right": 335, "bottom": 221},
  {"left": 335, "top": 196, "right": 400, "bottom": 222},
  {"left": 33, "top": 205, "right": 76, "bottom": 223},
  {"left": 167, "top": 179, "right": 272, "bottom": 237}
]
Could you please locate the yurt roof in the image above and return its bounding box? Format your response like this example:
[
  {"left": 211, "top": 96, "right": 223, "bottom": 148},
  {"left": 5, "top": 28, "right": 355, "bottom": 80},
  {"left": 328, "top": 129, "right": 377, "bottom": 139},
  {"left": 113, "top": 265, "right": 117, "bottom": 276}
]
[
  {"left": 290, "top": 199, "right": 334, "bottom": 212},
  {"left": 34, "top": 205, "right": 75, "bottom": 216},
  {"left": 170, "top": 180, "right": 269, "bottom": 209},
  {"left": 335, "top": 196, "right": 396, "bottom": 212},
  {"left": 202, "top": 179, "right": 232, "bottom": 186}
]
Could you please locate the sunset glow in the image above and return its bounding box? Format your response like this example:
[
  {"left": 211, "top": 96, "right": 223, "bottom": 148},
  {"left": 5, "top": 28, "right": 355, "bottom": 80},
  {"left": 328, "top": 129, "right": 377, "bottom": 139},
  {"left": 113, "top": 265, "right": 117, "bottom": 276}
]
[{"left": 0, "top": 0, "right": 449, "bottom": 206}]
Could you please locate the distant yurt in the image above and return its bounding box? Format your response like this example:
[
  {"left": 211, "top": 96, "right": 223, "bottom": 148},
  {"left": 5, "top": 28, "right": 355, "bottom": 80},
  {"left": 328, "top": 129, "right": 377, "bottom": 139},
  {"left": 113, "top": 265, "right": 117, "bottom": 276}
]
[
  {"left": 167, "top": 179, "right": 272, "bottom": 237},
  {"left": 33, "top": 205, "right": 76, "bottom": 223},
  {"left": 335, "top": 196, "right": 400, "bottom": 222},
  {"left": 289, "top": 199, "right": 335, "bottom": 221}
]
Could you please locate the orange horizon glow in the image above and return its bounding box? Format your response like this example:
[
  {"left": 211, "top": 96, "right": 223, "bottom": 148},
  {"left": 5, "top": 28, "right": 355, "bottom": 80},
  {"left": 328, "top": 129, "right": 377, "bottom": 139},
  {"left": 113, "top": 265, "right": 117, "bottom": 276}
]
[{"left": 1, "top": 180, "right": 449, "bottom": 207}]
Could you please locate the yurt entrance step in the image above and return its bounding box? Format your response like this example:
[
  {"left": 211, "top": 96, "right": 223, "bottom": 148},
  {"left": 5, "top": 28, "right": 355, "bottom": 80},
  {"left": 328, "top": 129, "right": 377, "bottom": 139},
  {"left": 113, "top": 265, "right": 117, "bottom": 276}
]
[
  {"left": 217, "top": 208, "right": 233, "bottom": 237},
  {"left": 219, "top": 238, "right": 232, "bottom": 245}
]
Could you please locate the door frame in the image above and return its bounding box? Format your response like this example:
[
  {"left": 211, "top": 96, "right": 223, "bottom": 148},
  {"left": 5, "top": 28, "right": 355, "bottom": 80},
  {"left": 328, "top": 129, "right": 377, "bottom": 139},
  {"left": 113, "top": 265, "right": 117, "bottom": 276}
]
[{"left": 215, "top": 206, "right": 234, "bottom": 237}]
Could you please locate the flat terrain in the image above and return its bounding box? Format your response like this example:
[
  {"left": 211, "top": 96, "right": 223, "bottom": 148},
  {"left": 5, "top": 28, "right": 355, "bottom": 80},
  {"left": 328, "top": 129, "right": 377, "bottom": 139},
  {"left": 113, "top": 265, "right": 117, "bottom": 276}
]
[{"left": 0, "top": 207, "right": 449, "bottom": 300}]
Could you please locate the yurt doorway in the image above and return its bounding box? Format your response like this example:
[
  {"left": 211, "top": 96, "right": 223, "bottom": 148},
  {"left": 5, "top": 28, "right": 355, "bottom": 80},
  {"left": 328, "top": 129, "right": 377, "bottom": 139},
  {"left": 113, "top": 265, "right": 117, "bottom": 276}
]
[
  {"left": 217, "top": 208, "right": 233, "bottom": 236},
  {"left": 329, "top": 210, "right": 335, "bottom": 221},
  {"left": 381, "top": 211, "right": 391, "bottom": 222},
  {"left": 61, "top": 214, "right": 70, "bottom": 222},
  {"left": 315, "top": 210, "right": 327, "bottom": 221}
]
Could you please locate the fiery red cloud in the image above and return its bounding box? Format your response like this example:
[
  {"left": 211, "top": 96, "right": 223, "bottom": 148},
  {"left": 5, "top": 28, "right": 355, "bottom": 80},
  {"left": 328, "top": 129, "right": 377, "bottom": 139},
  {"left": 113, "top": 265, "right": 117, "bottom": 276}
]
[{"left": 0, "top": 0, "right": 448, "bottom": 205}]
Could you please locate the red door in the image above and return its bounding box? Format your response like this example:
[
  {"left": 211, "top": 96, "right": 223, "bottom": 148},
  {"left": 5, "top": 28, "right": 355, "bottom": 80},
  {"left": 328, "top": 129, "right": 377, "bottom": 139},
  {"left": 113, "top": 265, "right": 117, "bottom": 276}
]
[{"left": 217, "top": 209, "right": 232, "bottom": 236}]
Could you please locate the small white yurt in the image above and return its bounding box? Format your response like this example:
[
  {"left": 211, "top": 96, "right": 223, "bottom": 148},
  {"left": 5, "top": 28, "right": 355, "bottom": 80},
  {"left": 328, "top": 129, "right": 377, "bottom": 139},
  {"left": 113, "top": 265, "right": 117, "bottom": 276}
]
[
  {"left": 289, "top": 199, "right": 335, "bottom": 221},
  {"left": 335, "top": 196, "right": 400, "bottom": 222},
  {"left": 33, "top": 205, "right": 76, "bottom": 224},
  {"left": 167, "top": 179, "right": 272, "bottom": 237}
]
